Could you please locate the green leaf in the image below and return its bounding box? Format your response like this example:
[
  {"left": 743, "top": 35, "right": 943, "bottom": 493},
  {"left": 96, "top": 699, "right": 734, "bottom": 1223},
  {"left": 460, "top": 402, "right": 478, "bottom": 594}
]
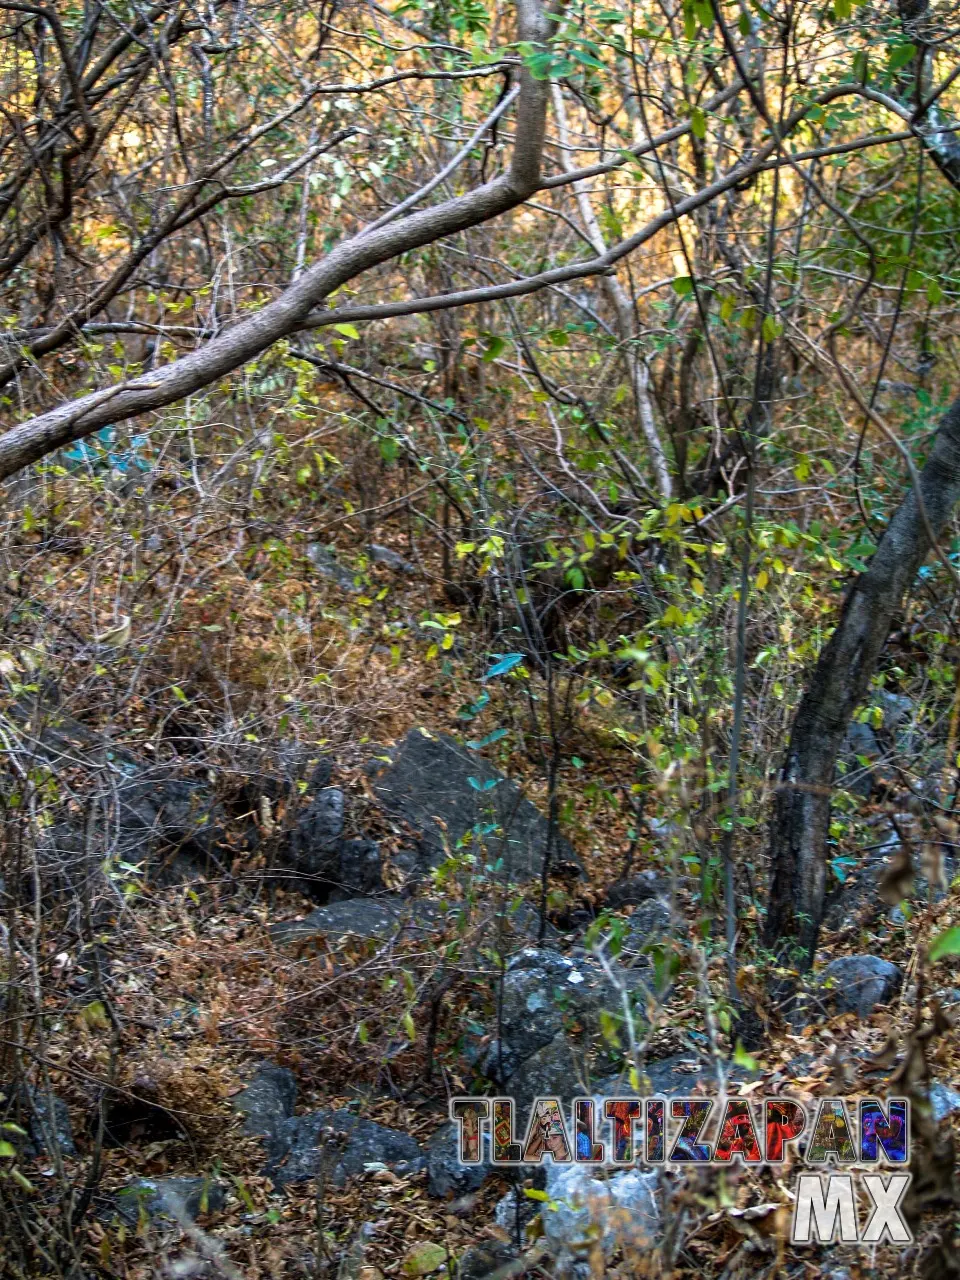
[
  {"left": 172, "top": 685, "right": 189, "bottom": 703},
  {"left": 690, "top": 107, "right": 706, "bottom": 139},
  {"left": 887, "top": 43, "right": 917, "bottom": 72},
  {"left": 762, "top": 314, "right": 783, "bottom": 342},
  {"left": 672, "top": 275, "right": 694, "bottom": 298},
  {"left": 402, "top": 1241, "right": 448, "bottom": 1275},
  {"left": 927, "top": 279, "right": 944, "bottom": 305},
  {"left": 482, "top": 334, "right": 505, "bottom": 362},
  {"left": 332, "top": 323, "right": 360, "bottom": 339},
  {"left": 0, "top": 1141, "right": 16, "bottom": 1157},
  {"left": 929, "top": 925, "right": 960, "bottom": 962},
  {"left": 734, "top": 1040, "right": 758, "bottom": 1071}
]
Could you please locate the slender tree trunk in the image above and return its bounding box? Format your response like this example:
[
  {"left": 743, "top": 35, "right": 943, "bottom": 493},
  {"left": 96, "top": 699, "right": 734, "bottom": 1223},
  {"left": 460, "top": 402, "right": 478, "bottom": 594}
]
[
  {"left": 764, "top": 395, "right": 960, "bottom": 968},
  {"left": 551, "top": 84, "right": 673, "bottom": 501}
]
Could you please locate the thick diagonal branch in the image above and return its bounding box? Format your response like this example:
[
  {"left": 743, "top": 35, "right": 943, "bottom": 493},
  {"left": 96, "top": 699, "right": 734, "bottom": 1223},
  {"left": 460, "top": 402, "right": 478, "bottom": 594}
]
[{"left": 0, "top": 0, "right": 557, "bottom": 481}]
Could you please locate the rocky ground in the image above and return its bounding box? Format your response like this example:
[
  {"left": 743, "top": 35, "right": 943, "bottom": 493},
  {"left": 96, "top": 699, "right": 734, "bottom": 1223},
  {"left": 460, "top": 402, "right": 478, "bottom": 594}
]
[{"left": 3, "top": 698, "right": 959, "bottom": 1279}]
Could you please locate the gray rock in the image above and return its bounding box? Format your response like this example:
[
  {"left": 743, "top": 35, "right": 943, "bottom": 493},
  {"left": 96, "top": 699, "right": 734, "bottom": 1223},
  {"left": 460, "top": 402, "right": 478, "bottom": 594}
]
[
  {"left": 290, "top": 787, "right": 345, "bottom": 878},
  {"left": 306, "top": 544, "right": 362, "bottom": 593},
  {"left": 622, "top": 899, "right": 671, "bottom": 950},
  {"left": 5, "top": 705, "right": 226, "bottom": 891},
  {"left": 494, "top": 900, "right": 559, "bottom": 948},
  {"left": 826, "top": 822, "right": 954, "bottom": 931},
  {"left": 494, "top": 948, "right": 651, "bottom": 1068},
  {"left": 877, "top": 379, "right": 918, "bottom": 400},
  {"left": 605, "top": 872, "right": 664, "bottom": 909},
  {"left": 820, "top": 955, "right": 903, "bottom": 1017},
  {"left": 336, "top": 1223, "right": 379, "bottom": 1280},
  {"left": 540, "top": 1163, "right": 659, "bottom": 1271},
  {"left": 4, "top": 1085, "right": 77, "bottom": 1158},
  {"left": 270, "top": 895, "right": 442, "bottom": 946},
  {"left": 368, "top": 543, "right": 416, "bottom": 574},
  {"left": 33, "top": 1090, "right": 76, "bottom": 1158},
  {"left": 458, "top": 1240, "right": 518, "bottom": 1280},
  {"left": 332, "top": 838, "right": 384, "bottom": 899},
  {"left": 504, "top": 1034, "right": 584, "bottom": 1115},
  {"left": 876, "top": 691, "right": 914, "bottom": 733},
  {"left": 426, "top": 1122, "right": 492, "bottom": 1198},
  {"left": 495, "top": 1185, "right": 541, "bottom": 1234},
  {"left": 113, "top": 1177, "right": 226, "bottom": 1225},
  {"left": 111, "top": 774, "right": 224, "bottom": 874},
  {"left": 234, "top": 1062, "right": 297, "bottom": 1140},
  {"left": 367, "top": 729, "right": 582, "bottom": 883},
  {"left": 597, "top": 1053, "right": 719, "bottom": 1099},
  {"left": 929, "top": 1082, "right": 960, "bottom": 1124},
  {"left": 266, "top": 1108, "right": 421, "bottom": 1188},
  {"left": 837, "top": 720, "right": 880, "bottom": 798}
]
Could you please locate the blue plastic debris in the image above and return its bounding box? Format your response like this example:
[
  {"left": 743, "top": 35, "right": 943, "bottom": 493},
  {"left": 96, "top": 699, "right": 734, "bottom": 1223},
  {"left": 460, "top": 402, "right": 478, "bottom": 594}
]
[{"left": 62, "top": 426, "right": 152, "bottom": 474}]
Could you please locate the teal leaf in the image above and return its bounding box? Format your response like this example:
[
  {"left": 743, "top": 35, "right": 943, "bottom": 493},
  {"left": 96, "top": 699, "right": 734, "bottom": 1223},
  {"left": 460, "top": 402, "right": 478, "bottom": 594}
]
[
  {"left": 466, "top": 728, "right": 508, "bottom": 749},
  {"left": 482, "top": 653, "right": 524, "bottom": 681}
]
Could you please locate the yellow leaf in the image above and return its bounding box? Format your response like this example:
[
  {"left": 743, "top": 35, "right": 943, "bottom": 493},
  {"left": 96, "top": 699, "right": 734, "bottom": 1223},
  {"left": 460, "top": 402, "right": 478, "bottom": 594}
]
[{"left": 82, "top": 1000, "right": 109, "bottom": 1030}]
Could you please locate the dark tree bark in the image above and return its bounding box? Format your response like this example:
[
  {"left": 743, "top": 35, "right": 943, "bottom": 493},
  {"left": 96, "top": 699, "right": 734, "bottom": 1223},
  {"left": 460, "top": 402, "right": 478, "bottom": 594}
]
[{"left": 764, "top": 395, "right": 960, "bottom": 968}]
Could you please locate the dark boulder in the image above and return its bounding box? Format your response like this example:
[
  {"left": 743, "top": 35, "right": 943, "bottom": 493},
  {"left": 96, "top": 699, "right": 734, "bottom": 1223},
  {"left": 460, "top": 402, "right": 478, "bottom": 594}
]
[
  {"left": 458, "top": 1240, "right": 519, "bottom": 1280},
  {"left": 331, "top": 838, "right": 384, "bottom": 899},
  {"left": 503, "top": 1034, "right": 583, "bottom": 1115},
  {"left": 367, "top": 730, "right": 582, "bottom": 883},
  {"left": 367, "top": 543, "right": 416, "bottom": 575},
  {"left": 426, "top": 1122, "right": 492, "bottom": 1199},
  {"left": 306, "top": 543, "right": 362, "bottom": 593},
  {"left": 112, "top": 1177, "right": 226, "bottom": 1225},
  {"left": 234, "top": 1062, "right": 297, "bottom": 1140},
  {"left": 270, "top": 895, "right": 442, "bottom": 946},
  {"left": 820, "top": 955, "right": 903, "bottom": 1017},
  {"left": 288, "top": 787, "right": 345, "bottom": 879},
  {"left": 492, "top": 947, "right": 654, "bottom": 1067},
  {"left": 622, "top": 898, "right": 671, "bottom": 951},
  {"left": 265, "top": 1109, "right": 421, "bottom": 1188},
  {"left": 605, "top": 871, "right": 665, "bottom": 909},
  {"left": 2, "top": 1084, "right": 76, "bottom": 1158}
]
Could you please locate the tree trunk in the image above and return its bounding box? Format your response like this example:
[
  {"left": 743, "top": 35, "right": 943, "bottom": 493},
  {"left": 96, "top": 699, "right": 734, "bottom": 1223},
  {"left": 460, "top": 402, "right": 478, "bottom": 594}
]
[{"left": 764, "top": 395, "right": 960, "bottom": 968}]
